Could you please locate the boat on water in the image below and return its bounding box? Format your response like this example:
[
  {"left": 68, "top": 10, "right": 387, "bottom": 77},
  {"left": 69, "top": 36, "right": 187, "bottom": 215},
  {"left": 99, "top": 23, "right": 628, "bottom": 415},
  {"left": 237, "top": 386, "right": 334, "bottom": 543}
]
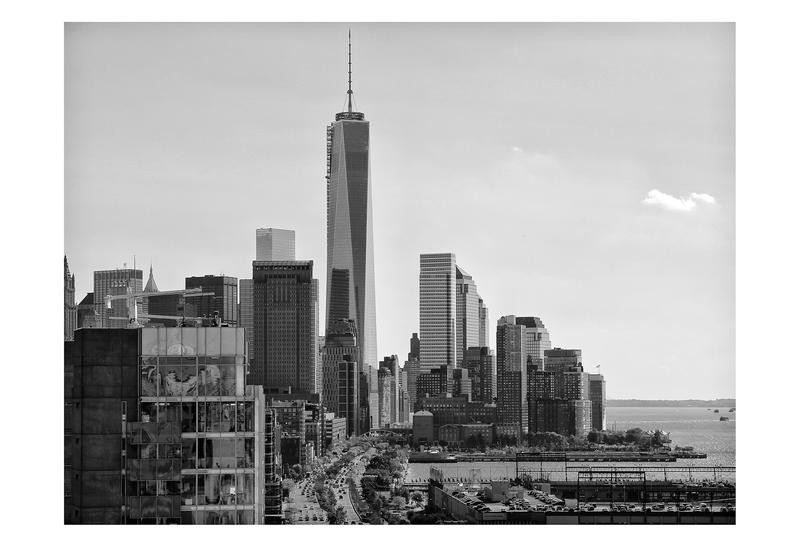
[
  {"left": 719, "top": 416, "right": 730, "bottom": 421},
  {"left": 729, "top": 408, "right": 736, "bottom": 412},
  {"left": 713, "top": 409, "right": 720, "bottom": 413}
]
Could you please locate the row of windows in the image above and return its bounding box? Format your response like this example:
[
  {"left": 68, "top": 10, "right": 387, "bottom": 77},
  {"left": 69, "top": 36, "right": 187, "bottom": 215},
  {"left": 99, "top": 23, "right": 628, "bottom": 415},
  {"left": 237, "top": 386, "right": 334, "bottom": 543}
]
[
  {"left": 138, "top": 401, "right": 257, "bottom": 434},
  {"left": 140, "top": 362, "right": 245, "bottom": 397}
]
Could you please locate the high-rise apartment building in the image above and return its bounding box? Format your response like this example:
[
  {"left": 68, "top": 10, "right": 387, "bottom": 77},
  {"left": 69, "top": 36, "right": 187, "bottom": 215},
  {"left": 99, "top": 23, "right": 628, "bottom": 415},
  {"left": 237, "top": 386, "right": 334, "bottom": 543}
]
[
  {"left": 588, "top": 373, "right": 606, "bottom": 431},
  {"left": 93, "top": 268, "right": 143, "bottom": 328},
  {"left": 185, "top": 275, "right": 238, "bottom": 326},
  {"left": 455, "top": 265, "right": 482, "bottom": 367},
  {"left": 419, "top": 253, "right": 457, "bottom": 375},
  {"left": 251, "top": 261, "right": 319, "bottom": 394},
  {"left": 496, "top": 316, "right": 552, "bottom": 442},
  {"left": 325, "top": 36, "right": 377, "bottom": 378},
  {"left": 256, "top": 228, "right": 296, "bottom": 261},
  {"left": 464, "top": 346, "right": 497, "bottom": 405},
  {"left": 65, "top": 256, "right": 77, "bottom": 340},
  {"left": 528, "top": 348, "right": 594, "bottom": 438}
]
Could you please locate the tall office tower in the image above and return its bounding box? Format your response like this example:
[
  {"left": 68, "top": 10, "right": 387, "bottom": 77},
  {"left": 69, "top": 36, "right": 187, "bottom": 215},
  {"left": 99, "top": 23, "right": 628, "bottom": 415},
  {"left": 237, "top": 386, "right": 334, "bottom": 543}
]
[
  {"left": 238, "top": 279, "right": 254, "bottom": 354},
  {"left": 455, "top": 265, "right": 482, "bottom": 367},
  {"left": 419, "top": 253, "right": 457, "bottom": 376},
  {"left": 496, "top": 315, "right": 552, "bottom": 442},
  {"left": 588, "top": 373, "right": 606, "bottom": 431},
  {"left": 185, "top": 275, "right": 238, "bottom": 326},
  {"left": 464, "top": 346, "right": 497, "bottom": 404},
  {"left": 251, "top": 261, "right": 319, "bottom": 394},
  {"left": 325, "top": 34, "right": 377, "bottom": 380},
  {"left": 67, "top": 326, "right": 267, "bottom": 524},
  {"left": 93, "top": 268, "right": 143, "bottom": 328},
  {"left": 256, "top": 228, "right": 296, "bottom": 261},
  {"left": 406, "top": 333, "right": 421, "bottom": 413},
  {"left": 77, "top": 292, "right": 95, "bottom": 328},
  {"left": 321, "top": 318, "right": 360, "bottom": 435},
  {"left": 379, "top": 355, "right": 400, "bottom": 425},
  {"left": 366, "top": 365, "right": 379, "bottom": 430},
  {"left": 478, "top": 298, "right": 489, "bottom": 347},
  {"left": 64, "top": 256, "right": 77, "bottom": 340},
  {"left": 378, "top": 368, "right": 393, "bottom": 427}
]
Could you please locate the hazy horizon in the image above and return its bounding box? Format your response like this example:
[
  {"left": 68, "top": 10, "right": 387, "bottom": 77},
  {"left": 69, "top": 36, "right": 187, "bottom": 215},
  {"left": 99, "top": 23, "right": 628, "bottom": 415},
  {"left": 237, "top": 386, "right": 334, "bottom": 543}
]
[{"left": 65, "top": 23, "right": 735, "bottom": 399}]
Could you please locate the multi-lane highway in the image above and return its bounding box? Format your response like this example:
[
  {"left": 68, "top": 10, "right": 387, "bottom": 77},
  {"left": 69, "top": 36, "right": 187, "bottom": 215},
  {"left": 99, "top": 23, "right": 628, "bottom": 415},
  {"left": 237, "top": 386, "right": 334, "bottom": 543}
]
[{"left": 285, "top": 478, "right": 329, "bottom": 525}]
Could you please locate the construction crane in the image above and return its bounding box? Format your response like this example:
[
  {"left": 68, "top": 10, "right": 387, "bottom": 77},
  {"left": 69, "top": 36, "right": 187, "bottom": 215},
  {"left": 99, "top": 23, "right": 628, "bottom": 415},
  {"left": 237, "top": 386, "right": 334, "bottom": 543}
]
[{"left": 105, "top": 286, "right": 214, "bottom": 327}]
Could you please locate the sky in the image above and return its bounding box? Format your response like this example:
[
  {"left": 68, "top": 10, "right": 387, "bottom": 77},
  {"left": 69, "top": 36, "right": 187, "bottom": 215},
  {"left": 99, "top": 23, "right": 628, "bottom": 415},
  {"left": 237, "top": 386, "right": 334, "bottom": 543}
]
[{"left": 65, "top": 23, "right": 734, "bottom": 399}]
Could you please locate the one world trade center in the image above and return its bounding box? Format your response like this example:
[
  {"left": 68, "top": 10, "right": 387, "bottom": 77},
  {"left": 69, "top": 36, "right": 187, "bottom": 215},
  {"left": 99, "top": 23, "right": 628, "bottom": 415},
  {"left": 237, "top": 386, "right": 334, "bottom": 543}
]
[{"left": 325, "top": 32, "right": 377, "bottom": 378}]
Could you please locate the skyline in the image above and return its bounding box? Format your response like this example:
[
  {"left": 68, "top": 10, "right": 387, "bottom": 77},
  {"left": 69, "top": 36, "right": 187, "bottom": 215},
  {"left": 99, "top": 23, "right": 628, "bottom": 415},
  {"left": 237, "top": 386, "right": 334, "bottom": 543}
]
[{"left": 64, "top": 23, "right": 734, "bottom": 399}]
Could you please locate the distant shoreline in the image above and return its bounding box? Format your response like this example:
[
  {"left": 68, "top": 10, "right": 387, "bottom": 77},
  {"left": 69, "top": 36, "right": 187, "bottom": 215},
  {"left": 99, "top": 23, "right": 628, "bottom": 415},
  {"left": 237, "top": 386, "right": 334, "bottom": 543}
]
[{"left": 607, "top": 399, "right": 735, "bottom": 408}]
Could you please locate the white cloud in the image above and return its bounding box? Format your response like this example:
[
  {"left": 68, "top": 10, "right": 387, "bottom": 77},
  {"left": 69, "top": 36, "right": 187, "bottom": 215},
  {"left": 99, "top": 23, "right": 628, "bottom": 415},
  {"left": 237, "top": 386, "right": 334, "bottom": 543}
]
[
  {"left": 642, "top": 189, "right": 717, "bottom": 212},
  {"left": 690, "top": 192, "right": 716, "bottom": 204},
  {"left": 511, "top": 146, "right": 522, "bottom": 152}
]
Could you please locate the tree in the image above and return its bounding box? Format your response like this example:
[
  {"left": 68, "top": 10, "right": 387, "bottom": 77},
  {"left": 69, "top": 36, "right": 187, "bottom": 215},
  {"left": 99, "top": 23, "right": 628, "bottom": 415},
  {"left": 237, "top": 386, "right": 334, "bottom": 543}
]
[
  {"left": 330, "top": 507, "right": 347, "bottom": 524},
  {"left": 411, "top": 492, "right": 424, "bottom": 503},
  {"left": 625, "top": 428, "right": 644, "bottom": 444}
]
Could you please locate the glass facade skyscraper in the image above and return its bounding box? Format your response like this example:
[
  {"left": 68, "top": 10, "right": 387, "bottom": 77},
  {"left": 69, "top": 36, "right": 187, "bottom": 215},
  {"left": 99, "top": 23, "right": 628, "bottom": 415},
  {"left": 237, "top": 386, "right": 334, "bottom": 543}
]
[
  {"left": 455, "top": 265, "right": 482, "bottom": 367},
  {"left": 256, "top": 228, "right": 295, "bottom": 261},
  {"left": 419, "top": 253, "right": 457, "bottom": 374},
  {"left": 325, "top": 44, "right": 377, "bottom": 376}
]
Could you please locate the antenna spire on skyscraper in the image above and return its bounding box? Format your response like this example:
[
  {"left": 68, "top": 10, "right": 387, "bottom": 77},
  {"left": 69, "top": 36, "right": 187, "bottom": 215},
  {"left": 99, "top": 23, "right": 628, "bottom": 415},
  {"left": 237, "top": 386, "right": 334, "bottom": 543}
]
[{"left": 347, "top": 28, "right": 353, "bottom": 113}]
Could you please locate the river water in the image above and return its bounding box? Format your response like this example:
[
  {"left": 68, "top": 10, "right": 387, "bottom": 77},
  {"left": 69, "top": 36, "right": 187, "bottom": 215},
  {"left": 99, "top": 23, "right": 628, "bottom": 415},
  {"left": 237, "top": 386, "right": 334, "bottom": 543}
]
[{"left": 405, "top": 406, "right": 736, "bottom": 483}]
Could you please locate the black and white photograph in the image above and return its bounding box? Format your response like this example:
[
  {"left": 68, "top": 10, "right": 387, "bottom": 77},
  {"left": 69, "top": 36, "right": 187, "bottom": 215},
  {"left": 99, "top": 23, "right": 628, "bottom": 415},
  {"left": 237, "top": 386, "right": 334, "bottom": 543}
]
[
  {"left": 62, "top": 21, "right": 736, "bottom": 525},
  {"left": 5, "top": 1, "right": 799, "bottom": 541}
]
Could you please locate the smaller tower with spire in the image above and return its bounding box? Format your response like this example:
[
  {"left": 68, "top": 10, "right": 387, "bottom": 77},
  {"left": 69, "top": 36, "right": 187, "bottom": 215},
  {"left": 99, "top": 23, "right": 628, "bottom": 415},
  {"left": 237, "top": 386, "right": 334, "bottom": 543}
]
[
  {"left": 144, "top": 264, "right": 159, "bottom": 293},
  {"left": 65, "top": 255, "right": 77, "bottom": 340}
]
